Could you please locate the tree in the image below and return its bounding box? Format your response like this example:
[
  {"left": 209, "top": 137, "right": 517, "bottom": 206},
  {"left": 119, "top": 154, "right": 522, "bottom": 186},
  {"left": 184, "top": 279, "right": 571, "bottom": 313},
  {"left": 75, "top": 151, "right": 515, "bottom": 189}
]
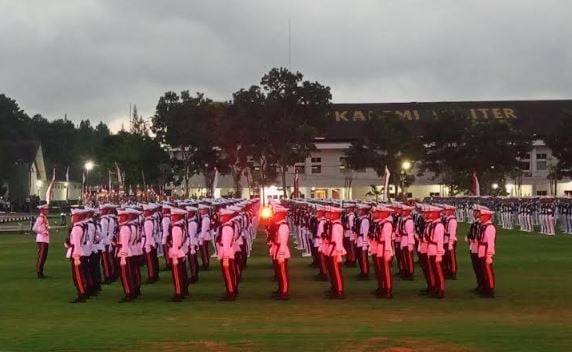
[
  {"left": 130, "top": 105, "right": 148, "bottom": 136},
  {"left": 253, "top": 67, "right": 332, "bottom": 197},
  {"left": 420, "top": 108, "right": 532, "bottom": 194},
  {"left": 0, "top": 94, "right": 33, "bottom": 184},
  {"left": 545, "top": 111, "right": 572, "bottom": 174},
  {"left": 151, "top": 91, "right": 229, "bottom": 196},
  {"left": 344, "top": 112, "right": 422, "bottom": 197},
  {"left": 228, "top": 85, "right": 274, "bottom": 197},
  {"left": 98, "top": 132, "right": 169, "bottom": 192}
]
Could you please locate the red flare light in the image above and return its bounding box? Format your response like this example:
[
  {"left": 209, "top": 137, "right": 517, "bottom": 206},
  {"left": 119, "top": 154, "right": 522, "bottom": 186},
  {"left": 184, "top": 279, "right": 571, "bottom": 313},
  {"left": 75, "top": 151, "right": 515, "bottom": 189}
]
[{"left": 260, "top": 206, "right": 273, "bottom": 219}]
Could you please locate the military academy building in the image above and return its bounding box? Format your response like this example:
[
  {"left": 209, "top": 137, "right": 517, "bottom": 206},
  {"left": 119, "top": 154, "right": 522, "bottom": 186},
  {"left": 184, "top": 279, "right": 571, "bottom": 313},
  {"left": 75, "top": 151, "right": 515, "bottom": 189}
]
[{"left": 168, "top": 99, "right": 572, "bottom": 200}]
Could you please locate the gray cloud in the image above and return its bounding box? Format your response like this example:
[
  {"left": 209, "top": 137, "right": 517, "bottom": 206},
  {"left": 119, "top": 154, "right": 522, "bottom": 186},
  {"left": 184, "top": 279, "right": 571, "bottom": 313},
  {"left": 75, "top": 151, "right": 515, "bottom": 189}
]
[{"left": 1, "top": 0, "right": 571, "bottom": 131}]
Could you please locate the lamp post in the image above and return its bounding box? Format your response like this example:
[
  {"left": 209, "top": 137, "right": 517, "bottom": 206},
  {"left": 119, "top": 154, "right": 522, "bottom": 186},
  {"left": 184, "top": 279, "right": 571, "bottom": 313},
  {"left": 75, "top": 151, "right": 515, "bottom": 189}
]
[
  {"left": 84, "top": 161, "right": 94, "bottom": 201},
  {"left": 400, "top": 160, "right": 412, "bottom": 199}
]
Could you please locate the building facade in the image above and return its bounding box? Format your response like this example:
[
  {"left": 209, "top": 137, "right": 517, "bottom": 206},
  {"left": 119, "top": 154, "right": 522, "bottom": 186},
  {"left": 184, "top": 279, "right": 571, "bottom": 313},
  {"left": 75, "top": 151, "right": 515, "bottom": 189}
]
[{"left": 167, "top": 99, "right": 572, "bottom": 200}]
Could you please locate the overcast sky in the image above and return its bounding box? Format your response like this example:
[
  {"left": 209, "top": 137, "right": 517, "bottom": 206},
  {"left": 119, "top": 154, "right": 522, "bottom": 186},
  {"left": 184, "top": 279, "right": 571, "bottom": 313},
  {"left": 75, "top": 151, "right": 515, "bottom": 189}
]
[{"left": 1, "top": 0, "right": 571, "bottom": 132}]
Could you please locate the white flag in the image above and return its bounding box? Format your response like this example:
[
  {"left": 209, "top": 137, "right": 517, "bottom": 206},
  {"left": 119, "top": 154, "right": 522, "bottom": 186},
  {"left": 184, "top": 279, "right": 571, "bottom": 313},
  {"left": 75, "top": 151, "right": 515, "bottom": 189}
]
[
  {"left": 212, "top": 167, "right": 219, "bottom": 197},
  {"left": 383, "top": 165, "right": 391, "bottom": 202}
]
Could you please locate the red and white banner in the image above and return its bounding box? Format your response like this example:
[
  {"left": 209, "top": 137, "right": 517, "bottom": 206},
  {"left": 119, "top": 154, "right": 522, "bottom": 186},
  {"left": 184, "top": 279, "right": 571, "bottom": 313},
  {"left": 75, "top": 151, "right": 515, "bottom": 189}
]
[
  {"left": 293, "top": 168, "right": 299, "bottom": 198},
  {"left": 212, "top": 167, "right": 219, "bottom": 197},
  {"left": 472, "top": 169, "right": 480, "bottom": 196},
  {"left": 45, "top": 168, "right": 56, "bottom": 204},
  {"left": 114, "top": 162, "right": 122, "bottom": 186}
]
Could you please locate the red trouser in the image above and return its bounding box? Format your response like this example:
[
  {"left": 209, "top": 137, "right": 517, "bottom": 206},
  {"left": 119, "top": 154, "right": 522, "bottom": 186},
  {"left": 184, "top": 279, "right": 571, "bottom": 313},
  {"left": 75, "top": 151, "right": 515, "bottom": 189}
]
[
  {"left": 343, "top": 237, "right": 356, "bottom": 264},
  {"left": 274, "top": 259, "right": 289, "bottom": 296},
  {"left": 101, "top": 247, "right": 114, "bottom": 281},
  {"left": 235, "top": 251, "right": 243, "bottom": 284},
  {"left": 480, "top": 258, "right": 495, "bottom": 296},
  {"left": 170, "top": 259, "right": 185, "bottom": 297},
  {"left": 329, "top": 256, "right": 344, "bottom": 296},
  {"left": 188, "top": 252, "right": 199, "bottom": 281},
  {"left": 356, "top": 246, "right": 370, "bottom": 276},
  {"left": 36, "top": 242, "right": 48, "bottom": 274},
  {"left": 376, "top": 256, "right": 393, "bottom": 296},
  {"left": 200, "top": 242, "right": 210, "bottom": 269},
  {"left": 444, "top": 242, "right": 457, "bottom": 276},
  {"left": 71, "top": 259, "right": 87, "bottom": 299},
  {"left": 145, "top": 247, "right": 159, "bottom": 281},
  {"left": 394, "top": 243, "right": 403, "bottom": 273},
  {"left": 81, "top": 257, "right": 94, "bottom": 294},
  {"left": 471, "top": 252, "right": 484, "bottom": 290},
  {"left": 420, "top": 253, "right": 434, "bottom": 290},
  {"left": 429, "top": 255, "right": 445, "bottom": 296},
  {"left": 129, "top": 256, "right": 141, "bottom": 293},
  {"left": 403, "top": 248, "right": 414, "bottom": 278},
  {"left": 372, "top": 254, "right": 379, "bottom": 282},
  {"left": 163, "top": 244, "right": 172, "bottom": 269},
  {"left": 119, "top": 260, "right": 133, "bottom": 298},
  {"left": 221, "top": 258, "right": 237, "bottom": 296},
  {"left": 318, "top": 252, "right": 329, "bottom": 276}
]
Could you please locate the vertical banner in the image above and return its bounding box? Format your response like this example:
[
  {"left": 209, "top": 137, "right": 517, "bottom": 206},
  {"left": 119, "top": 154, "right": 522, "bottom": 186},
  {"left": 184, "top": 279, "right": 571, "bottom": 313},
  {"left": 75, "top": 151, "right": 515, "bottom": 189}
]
[
  {"left": 114, "top": 162, "right": 123, "bottom": 188},
  {"left": 212, "top": 167, "right": 219, "bottom": 198},
  {"left": 383, "top": 165, "right": 391, "bottom": 202},
  {"left": 65, "top": 166, "right": 70, "bottom": 202},
  {"left": 108, "top": 169, "right": 112, "bottom": 192},
  {"left": 472, "top": 169, "right": 480, "bottom": 196},
  {"left": 293, "top": 168, "right": 299, "bottom": 198},
  {"left": 45, "top": 168, "right": 56, "bottom": 205},
  {"left": 82, "top": 171, "right": 86, "bottom": 204}
]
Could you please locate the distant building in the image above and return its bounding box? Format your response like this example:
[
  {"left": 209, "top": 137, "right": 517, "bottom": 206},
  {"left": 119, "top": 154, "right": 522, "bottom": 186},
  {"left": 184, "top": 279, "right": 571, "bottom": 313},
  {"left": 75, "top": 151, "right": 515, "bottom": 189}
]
[
  {"left": 167, "top": 99, "right": 572, "bottom": 199},
  {"left": 2, "top": 141, "right": 82, "bottom": 209}
]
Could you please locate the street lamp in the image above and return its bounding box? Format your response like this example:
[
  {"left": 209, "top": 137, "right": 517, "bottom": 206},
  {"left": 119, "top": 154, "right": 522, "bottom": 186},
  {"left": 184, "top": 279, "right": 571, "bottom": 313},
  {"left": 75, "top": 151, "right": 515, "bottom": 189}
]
[
  {"left": 400, "top": 160, "right": 412, "bottom": 199},
  {"left": 492, "top": 183, "right": 499, "bottom": 190},
  {"left": 84, "top": 161, "right": 94, "bottom": 194},
  {"left": 85, "top": 161, "right": 94, "bottom": 172},
  {"left": 402, "top": 160, "right": 412, "bottom": 171}
]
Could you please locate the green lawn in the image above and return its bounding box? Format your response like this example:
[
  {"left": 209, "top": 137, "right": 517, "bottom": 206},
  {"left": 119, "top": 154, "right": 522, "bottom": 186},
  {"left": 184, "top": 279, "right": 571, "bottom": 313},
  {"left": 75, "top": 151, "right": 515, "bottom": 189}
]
[{"left": 1, "top": 225, "right": 571, "bottom": 351}]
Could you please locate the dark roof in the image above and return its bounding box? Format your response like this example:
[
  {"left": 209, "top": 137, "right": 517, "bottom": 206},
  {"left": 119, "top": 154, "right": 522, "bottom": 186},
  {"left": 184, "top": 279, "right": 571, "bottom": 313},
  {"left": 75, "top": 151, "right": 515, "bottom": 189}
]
[
  {"left": 1, "top": 141, "right": 40, "bottom": 163},
  {"left": 323, "top": 99, "right": 572, "bottom": 141}
]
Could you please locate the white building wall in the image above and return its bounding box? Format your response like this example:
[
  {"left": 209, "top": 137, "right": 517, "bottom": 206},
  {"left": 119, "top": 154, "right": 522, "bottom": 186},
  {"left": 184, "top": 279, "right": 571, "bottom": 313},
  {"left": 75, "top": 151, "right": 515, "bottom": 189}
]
[{"left": 167, "top": 140, "right": 571, "bottom": 199}]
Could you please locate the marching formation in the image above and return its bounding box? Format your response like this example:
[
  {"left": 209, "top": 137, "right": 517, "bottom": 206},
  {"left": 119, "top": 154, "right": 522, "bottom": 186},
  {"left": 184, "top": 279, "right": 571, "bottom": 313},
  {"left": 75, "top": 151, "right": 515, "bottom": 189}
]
[
  {"left": 284, "top": 198, "right": 496, "bottom": 299},
  {"left": 41, "top": 198, "right": 260, "bottom": 303},
  {"left": 430, "top": 196, "right": 572, "bottom": 235},
  {"left": 30, "top": 196, "right": 501, "bottom": 302}
]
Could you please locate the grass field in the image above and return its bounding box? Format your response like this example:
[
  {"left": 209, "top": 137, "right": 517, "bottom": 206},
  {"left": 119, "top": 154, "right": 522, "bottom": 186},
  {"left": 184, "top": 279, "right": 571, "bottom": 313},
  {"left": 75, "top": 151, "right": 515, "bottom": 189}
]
[{"left": 1, "top": 224, "right": 572, "bottom": 352}]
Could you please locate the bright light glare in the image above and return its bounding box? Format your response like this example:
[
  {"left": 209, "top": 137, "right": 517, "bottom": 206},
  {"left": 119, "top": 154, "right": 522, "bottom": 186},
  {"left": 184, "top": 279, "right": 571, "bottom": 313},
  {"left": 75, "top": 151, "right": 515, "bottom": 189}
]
[{"left": 260, "top": 206, "right": 273, "bottom": 219}]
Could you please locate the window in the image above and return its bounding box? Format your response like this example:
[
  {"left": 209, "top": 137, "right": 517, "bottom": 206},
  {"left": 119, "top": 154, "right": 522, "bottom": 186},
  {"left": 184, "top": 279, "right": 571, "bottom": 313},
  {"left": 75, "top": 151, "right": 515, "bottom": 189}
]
[
  {"left": 519, "top": 161, "right": 530, "bottom": 171},
  {"left": 311, "top": 157, "right": 321, "bottom": 174},
  {"left": 536, "top": 153, "right": 547, "bottom": 160},
  {"left": 523, "top": 153, "right": 531, "bottom": 160},
  {"left": 536, "top": 161, "right": 547, "bottom": 171},
  {"left": 565, "top": 191, "right": 572, "bottom": 197},
  {"left": 429, "top": 192, "right": 440, "bottom": 197},
  {"left": 536, "top": 190, "right": 548, "bottom": 196},
  {"left": 339, "top": 157, "right": 348, "bottom": 170},
  {"left": 294, "top": 165, "right": 305, "bottom": 174}
]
